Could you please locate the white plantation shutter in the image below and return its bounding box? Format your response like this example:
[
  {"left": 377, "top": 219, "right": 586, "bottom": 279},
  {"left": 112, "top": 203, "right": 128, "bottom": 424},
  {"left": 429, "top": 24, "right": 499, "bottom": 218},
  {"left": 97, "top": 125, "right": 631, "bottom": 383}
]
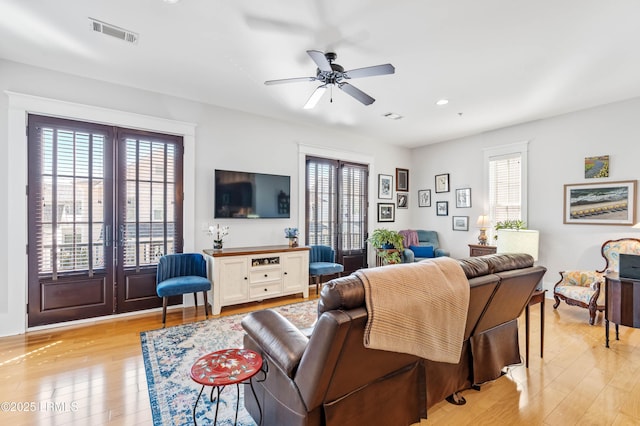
[{"left": 489, "top": 153, "right": 522, "bottom": 223}]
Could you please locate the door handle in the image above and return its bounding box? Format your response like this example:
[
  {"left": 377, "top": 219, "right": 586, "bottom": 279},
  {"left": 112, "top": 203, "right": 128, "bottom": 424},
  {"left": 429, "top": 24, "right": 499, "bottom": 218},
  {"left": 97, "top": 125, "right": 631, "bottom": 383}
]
[{"left": 105, "top": 225, "right": 111, "bottom": 247}]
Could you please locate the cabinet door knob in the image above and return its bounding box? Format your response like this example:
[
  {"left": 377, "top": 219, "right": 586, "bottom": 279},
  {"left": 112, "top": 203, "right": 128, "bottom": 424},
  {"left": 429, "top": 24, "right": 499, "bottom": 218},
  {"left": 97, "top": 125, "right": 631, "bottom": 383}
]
[
  {"left": 244, "top": 277, "right": 248, "bottom": 280},
  {"left": 264, "top": 288, "right": 268, "bottom": 292},
  {"left": 264, "top": 274, "right": 268, "bottom": 278}
]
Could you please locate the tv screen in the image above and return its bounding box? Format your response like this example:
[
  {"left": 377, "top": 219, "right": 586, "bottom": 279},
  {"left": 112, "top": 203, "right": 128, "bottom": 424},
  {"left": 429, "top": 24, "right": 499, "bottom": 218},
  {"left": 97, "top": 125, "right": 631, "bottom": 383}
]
[{"left": 214, "top": 169, "right": 291, "bottom": 218}]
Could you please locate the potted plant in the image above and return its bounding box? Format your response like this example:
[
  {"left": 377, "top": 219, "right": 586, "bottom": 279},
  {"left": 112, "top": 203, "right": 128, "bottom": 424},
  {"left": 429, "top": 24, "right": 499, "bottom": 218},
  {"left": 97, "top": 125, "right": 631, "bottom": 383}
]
[
  {"left": 493, "top": 219, "right": 526, "bottom": 240},
  {"left": 369, "top": 228, "right": 405, "bottom": 264}
]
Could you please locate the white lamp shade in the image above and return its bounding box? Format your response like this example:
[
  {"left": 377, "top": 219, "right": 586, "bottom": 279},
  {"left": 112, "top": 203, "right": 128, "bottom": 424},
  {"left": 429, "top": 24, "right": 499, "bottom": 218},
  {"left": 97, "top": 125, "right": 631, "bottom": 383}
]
[
  {"left": 476, "top": 215, "right": 490, "bottom": 228},
  {"left": 496, "top": 229, "right": 539, "bottom": 261}
]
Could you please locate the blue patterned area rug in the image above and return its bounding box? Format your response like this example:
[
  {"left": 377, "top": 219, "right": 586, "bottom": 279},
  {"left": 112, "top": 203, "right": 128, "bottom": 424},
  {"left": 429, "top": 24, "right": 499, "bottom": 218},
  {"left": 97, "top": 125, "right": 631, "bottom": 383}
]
[{"left": 141, "top": 299, "right": 318, "bottom": 426}]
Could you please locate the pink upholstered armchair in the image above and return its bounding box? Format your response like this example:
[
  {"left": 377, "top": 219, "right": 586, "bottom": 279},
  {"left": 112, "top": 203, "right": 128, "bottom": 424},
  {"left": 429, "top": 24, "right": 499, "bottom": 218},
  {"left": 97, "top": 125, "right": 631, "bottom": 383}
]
[{"left": 553, "top": 238, "right": 640, "bottom": 325}]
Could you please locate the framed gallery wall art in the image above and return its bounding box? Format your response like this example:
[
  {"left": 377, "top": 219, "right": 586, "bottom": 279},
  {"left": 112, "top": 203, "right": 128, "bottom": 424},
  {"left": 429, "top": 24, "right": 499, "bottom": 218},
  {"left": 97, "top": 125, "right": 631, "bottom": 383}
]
[
  {"left": 396, "top": 168, "right": 409, "bottom": 191},
  {"left": 436, "top": 201, "right": 448, "bottom": 216},
  {"left": 397, "top": 192, "right": 408, "bottom": 209},
  {"left": 563, "top": 180, "right": 637, "bottom": 225},
  {"left": 584, "top": 155, "right": 609, "bottom": 179},
  {"left": 455, "top": 188, "right": 471, "bottom": 208},
  {"left": 377, "top": 203, "right": 395, "bottom": 222},
  {"left": 378, "top": 174, "right": 393, "bottom": 199},
  {"left": 418, "top": 189, "right": 431, "bottom": 207},
  {"left": 452, "top": 216, "right": 469, "bottom": 231},
  {"left": 435, "top": 173, "right": 450, "bottom": 193}
]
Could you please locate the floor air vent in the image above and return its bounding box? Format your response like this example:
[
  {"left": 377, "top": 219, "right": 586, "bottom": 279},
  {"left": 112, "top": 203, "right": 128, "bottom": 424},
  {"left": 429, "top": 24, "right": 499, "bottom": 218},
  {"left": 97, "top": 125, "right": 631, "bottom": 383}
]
[{"left": 89, "top": 18, "right": 138, "bottom": 44}]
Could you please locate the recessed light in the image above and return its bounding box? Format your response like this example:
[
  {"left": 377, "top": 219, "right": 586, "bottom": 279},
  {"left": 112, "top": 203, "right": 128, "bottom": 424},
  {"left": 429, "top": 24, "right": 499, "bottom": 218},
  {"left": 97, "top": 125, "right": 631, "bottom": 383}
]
[
  {"left": 163, "top": 0, "right": 181, "bottom": 4},
  {"left": 436, "top": 99, "right": 449, "bottom": 106}
]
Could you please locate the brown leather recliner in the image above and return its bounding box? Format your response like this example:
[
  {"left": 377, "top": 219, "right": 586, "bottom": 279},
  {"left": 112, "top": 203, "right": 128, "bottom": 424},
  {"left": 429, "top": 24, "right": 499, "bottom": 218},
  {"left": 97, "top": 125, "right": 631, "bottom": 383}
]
[{"left": 241, "top": 254, "right": 546, "bottom": 425}]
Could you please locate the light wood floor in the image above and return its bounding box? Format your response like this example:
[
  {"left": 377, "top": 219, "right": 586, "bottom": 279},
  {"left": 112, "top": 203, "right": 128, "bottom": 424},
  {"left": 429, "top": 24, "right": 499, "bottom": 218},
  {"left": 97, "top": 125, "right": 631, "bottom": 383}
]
[{"left": 1, "top": 292, "right": 640, "bottom": 426}]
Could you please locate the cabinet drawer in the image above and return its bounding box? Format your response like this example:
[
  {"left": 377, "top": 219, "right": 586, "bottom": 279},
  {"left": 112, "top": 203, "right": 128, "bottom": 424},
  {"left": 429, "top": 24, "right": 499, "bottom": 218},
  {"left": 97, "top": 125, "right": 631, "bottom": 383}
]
[
  {"left": 250, "top": 268, "right": 282, "bottom": 284},
  {"left": 249, "top": 281, "right": 282, "bottom": 299}
]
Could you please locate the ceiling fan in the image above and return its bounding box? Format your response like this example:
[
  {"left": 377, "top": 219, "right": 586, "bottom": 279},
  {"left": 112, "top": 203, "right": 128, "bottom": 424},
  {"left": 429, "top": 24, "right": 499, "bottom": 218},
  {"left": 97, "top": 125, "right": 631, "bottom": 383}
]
[{"left": 264, "top": 50, "right": 395, "bottom": 109}]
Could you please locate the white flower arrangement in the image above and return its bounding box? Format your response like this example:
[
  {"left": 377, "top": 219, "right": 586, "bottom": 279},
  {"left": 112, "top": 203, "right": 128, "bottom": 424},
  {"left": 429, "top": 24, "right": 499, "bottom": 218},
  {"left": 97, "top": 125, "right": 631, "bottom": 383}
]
[{"left": 208, "top": 224, "right": 229, "bottom": 244}]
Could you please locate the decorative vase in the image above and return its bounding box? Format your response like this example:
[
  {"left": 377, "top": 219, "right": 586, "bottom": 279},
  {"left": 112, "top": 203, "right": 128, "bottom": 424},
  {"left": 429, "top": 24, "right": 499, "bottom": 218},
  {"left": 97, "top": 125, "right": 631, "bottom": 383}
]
[
  {"left": 288, "top": 237, "right": 298, "bottom": 247},
  {"left": 213, "top": 240, "right": 223, "bottom": 250}
]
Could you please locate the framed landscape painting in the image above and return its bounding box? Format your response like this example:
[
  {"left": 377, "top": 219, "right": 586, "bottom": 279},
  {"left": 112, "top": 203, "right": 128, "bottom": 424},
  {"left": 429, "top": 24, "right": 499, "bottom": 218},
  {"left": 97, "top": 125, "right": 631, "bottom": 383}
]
[
  {"left": 563, "top": 180, "right": 637, "bottom": 225},
  {"left": 584, "top": 155, "right": 609, "bottom": 179},
  {"left": 452, "top": 216, "right": 469, "bottom": 231}
]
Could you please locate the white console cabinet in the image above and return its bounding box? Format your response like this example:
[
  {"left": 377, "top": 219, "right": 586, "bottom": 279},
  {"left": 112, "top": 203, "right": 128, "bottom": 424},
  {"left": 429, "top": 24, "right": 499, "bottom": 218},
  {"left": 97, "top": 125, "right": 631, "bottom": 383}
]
[{"left": 203, "top": 246, "right": 310, "bottom": 315}]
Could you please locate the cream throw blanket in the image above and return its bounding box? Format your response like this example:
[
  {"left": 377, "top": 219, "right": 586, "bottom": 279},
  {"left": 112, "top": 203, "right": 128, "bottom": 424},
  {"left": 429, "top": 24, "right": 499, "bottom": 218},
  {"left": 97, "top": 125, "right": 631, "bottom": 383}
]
[{"left": 357, "top": 257, "right": 470, "bottom": 364}]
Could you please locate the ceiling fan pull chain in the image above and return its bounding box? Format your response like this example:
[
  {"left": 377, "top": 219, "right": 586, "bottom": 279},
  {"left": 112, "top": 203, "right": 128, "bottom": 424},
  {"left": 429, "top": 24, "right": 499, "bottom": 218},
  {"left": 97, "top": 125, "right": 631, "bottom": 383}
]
[{"left": 330, "top": 85, "right": 333, "bottom": 103}]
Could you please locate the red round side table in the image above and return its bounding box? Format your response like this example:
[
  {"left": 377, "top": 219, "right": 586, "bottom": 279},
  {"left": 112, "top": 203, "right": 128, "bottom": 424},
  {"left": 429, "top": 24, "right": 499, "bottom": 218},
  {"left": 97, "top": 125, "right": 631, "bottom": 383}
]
[{"left": 190, "top": 348, "right": 263, "bottom": 425}]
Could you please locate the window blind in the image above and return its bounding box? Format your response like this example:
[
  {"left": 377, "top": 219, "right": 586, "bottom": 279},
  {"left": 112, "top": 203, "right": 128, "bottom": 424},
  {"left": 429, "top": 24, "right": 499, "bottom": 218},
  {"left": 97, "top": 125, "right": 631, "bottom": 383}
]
[
  {"left": 489, "top": 152, "right": 522, "bottom": 223},
  {"left": 28, "top": 115, "right": 112, "bottom": 279}
]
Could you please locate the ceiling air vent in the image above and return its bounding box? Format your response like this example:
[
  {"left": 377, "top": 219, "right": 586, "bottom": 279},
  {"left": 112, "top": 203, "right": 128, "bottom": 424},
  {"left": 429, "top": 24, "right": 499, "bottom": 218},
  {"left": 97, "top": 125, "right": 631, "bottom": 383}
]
[{"left": 89, "top": 18, "right": 138, "bottom": 44}]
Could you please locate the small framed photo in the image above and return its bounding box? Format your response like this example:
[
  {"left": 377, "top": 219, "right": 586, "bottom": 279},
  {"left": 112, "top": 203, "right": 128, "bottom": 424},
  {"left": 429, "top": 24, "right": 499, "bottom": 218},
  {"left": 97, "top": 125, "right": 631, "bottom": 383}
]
[
  {"left": 396, "top": 168, "right": 409, "bottom": 191},
  {"left": 435, "top": 173, "right": 450, "bottom": 193},
  {"left": 418, "top": 189, "right": 431, "bottom": 207},
  {"left": 378, "top": 174, "right": 393, "bottom": 199},
  {"left": 377, "top": 203, "right": 395, "bottom": 222},
  {"left": 397, "top": 192, "right": 408, "bottom": 209},
  {"left": 455, "top": 188, "right": 472, "bottom": 208},
  {"left": 436, "top": 201, "right": 448, "bottom": 216},
  {"left": 452, "top": 216, "right": 469, "bottom": 231}
]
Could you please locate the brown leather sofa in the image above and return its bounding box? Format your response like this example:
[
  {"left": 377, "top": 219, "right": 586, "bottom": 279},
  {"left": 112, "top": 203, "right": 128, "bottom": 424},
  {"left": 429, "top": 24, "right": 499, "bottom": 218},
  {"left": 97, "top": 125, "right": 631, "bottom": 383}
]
[{"left": 241, "top": 254, "right": 546, "bottom": 425}]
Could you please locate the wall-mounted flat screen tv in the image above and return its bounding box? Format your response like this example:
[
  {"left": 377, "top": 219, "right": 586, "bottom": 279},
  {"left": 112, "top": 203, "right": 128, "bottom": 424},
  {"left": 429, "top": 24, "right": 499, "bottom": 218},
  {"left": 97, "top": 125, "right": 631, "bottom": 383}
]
[{"left": 214, "top": 169, "right": 291, "bottom": 218}]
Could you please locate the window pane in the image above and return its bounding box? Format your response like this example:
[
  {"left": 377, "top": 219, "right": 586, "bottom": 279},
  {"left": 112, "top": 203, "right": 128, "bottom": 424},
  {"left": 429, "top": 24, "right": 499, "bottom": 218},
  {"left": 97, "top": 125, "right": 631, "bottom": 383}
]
[{"left": 34, "top": 123, "right": 107, "bottom": 275}]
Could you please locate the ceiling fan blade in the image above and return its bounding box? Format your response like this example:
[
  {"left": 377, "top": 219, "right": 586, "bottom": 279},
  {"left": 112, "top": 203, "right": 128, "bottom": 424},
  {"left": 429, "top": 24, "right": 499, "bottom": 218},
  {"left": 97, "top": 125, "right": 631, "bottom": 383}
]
[
  {"left": 338, "top": 82, "right": 375, "bottom": 105},
  {"left": 304, "top": 85, "right": 328, "bottom": 109},
  {"left": 344, "top": 63, "right": 395, "bottom": 79},
  {"left": 306, "top": 50, "right": 332, "bottom": 72},
  {"left": 264, "top": 76, "right": 317, "bottom": 85}
]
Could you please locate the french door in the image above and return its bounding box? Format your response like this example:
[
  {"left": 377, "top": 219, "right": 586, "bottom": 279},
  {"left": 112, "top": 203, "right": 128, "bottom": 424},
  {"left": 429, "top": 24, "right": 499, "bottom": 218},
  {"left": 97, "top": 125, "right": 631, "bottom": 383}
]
[
  {"left": 305, "top": 156, "right": 368, "bottom": 275},
  {"left": 27, "top": 115, "right": 183, "bottom": 327}
]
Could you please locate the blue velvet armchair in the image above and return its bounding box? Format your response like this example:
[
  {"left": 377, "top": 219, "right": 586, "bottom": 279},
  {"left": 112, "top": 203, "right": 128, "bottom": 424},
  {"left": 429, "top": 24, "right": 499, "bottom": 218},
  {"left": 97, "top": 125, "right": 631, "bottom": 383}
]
[
  {"left": 402, "top": 230, "right": 449, "bottom": 262},
  {"left": 308, "top": 245, "right": 344, "bottom": 294},
  {"left": 156, "top": 253, "right": 212, "bottom": 327}
]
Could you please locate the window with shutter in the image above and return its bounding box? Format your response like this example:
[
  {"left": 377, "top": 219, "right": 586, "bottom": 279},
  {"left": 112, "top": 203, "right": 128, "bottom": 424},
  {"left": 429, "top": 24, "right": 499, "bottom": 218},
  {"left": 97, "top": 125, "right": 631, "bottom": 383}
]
[{"left": 484, "top": 142, "right": 529, "bottom": 234}]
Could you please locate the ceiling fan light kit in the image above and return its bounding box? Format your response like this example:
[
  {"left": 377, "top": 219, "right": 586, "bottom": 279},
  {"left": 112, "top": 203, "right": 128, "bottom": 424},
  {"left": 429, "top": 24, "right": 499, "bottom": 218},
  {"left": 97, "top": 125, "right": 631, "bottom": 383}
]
[{"left": 265, "top": 50, "right": 395, "bottom": 108}]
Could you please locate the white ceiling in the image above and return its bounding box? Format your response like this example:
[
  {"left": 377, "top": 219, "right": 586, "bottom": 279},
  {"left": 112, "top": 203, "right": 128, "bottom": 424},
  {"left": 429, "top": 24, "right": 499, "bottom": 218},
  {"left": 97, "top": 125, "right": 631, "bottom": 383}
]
[{"left": 2, "top": 0, "right": 640, "bottom": 148}]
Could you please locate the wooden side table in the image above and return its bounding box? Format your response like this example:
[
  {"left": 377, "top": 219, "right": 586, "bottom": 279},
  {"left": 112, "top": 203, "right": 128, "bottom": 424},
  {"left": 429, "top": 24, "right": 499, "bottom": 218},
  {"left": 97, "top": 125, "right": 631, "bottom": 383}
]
[
  {"left": 525, "top": 289, "right": 546, "bottom": 368},
  {"left": 468, "top": 244, "right": 497, "bottom": 257}
]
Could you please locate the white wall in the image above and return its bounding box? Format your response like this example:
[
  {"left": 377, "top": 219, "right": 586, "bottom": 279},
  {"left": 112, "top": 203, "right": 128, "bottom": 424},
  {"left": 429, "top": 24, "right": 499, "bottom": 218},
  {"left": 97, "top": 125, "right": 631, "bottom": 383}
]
[
  {"left": 0, "top": 59, "right": 410, "bottom": 335},
  {"left": 410, "top": 97, "right": 640, "bottom": 291}
]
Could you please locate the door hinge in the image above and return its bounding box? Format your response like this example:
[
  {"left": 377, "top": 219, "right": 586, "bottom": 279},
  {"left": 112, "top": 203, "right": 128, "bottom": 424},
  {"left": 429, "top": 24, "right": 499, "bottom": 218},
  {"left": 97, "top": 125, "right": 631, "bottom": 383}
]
[
  {"left": 26, "top": 303, "right": 29, "bottom": 313},
  {"left": 25, "top": 185, "right": 29, "bottom": 196},
  {"left": 26, "top": 125, "right": 28, "bottom": 136},
  {"left": 26, "top": 244, "right": 28, "bottom": 255}
]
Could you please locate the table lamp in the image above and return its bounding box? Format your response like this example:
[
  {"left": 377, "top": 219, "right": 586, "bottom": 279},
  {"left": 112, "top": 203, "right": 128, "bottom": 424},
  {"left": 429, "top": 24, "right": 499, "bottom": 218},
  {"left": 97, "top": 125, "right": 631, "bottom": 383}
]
[
  {"left": 476, "top": 215, "right": 490, "bottom": 245},
  {"left": 496, "top": 229, "right": 539, "bottom": 261}
]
